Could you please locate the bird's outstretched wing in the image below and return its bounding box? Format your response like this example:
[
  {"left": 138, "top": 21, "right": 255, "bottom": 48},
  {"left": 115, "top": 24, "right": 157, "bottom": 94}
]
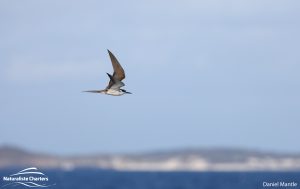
[{"left": 106, "top": 50, "right": 125, "bottom": 89}]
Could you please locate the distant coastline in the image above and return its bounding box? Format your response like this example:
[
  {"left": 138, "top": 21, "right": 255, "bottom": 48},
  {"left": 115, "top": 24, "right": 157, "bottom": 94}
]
[{"left": 1, "top": 145, "right": 300, "bottom": 171}]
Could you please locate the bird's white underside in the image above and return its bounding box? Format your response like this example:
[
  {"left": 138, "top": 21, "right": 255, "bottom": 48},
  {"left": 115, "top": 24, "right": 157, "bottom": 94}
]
[{"left": 105, "top": 89, "right": 125, "bottom": 96}]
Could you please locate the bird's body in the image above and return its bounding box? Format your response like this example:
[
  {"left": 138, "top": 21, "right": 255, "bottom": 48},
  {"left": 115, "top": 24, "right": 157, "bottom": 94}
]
[
  {"left": 106, "top": 89, "right": 126, "bottom": 96},
  {"left": 84, "top": 50, "right": 131, "bottom": 96}
]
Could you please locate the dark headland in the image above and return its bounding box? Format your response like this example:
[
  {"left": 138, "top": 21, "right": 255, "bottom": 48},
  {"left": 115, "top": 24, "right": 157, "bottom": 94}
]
[{"left": 1, "top": 145, "right": 300, "bottom": 171}]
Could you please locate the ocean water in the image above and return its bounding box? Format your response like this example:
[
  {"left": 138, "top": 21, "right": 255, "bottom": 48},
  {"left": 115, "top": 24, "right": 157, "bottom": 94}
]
[{"left": 1, "top": 169, "right": 300, "bottom": 189}]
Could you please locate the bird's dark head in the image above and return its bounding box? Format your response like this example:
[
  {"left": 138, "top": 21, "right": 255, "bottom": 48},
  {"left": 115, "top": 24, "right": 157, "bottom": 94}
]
[{"left": 120, "top": 89, "right": 132, "bottom": 94}]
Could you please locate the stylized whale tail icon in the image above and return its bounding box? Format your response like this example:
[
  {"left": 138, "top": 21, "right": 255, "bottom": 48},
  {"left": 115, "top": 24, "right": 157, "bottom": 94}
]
[{"left": 10, "top": 167, "right": 45, "bottom": 176}]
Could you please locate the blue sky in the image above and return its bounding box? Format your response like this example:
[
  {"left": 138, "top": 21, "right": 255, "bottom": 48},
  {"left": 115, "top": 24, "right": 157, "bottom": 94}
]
[{"left": 0, "top": 0, "right": 299, "bottom": 155}]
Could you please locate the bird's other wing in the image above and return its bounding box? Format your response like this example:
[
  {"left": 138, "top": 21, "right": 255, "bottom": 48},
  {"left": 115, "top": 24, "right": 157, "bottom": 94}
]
[
  {"left": 106, "top": 73, "right": 125, "bottom": 90},
  {"left": 83, "top": 90, "right": 106, "bottom": 93}
]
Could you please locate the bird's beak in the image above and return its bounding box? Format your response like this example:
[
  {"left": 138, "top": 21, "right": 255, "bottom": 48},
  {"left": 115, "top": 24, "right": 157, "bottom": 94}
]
[{"left": 125, "top": 91, "right": 132, "bottom": 94}]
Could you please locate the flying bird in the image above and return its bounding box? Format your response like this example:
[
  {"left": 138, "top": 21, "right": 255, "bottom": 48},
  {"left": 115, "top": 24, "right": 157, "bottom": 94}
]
[{"left": 84, "top": 50, "right": 131, "bottom": 96}]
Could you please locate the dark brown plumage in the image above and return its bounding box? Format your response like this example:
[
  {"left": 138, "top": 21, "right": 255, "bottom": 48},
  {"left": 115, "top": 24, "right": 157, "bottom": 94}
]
[
  {"left": 106, "top": 50, "right": 126, "bottom": 90},
  {"left": 84, "top": 50, "right": 130, "bottom": 95}
]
